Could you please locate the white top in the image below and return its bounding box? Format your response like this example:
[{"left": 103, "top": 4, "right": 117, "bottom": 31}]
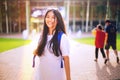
[{"left": 33, "top": 34, "right": 70, "bottom": 80}]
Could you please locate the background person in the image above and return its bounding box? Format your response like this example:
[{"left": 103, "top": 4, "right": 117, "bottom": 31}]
[
  {"left": 94, "top": 24, "right": 107, "bottom": 64},
  {"left": 105, "top": 20, "right": 119, "bottom": 64}
]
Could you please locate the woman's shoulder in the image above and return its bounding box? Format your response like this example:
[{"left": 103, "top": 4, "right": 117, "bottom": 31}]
[
  {"left": 61, "top": 33, "right": 68, "bottom": 38},
  {"left": 61, "top": 33, "right": 70, "bottom": 44}
]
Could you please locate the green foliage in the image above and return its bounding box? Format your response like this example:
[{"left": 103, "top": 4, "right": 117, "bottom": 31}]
[
  {"left": 0, "top": 38, "right": 31, "bottom": 53},
  {"left": 74, "top": 33, "right": 120, "bottom": 51}
]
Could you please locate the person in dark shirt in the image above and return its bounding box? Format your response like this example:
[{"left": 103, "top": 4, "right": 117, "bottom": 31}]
[{"left": 105, "top": 20, "right": 119, "bottom": 64}]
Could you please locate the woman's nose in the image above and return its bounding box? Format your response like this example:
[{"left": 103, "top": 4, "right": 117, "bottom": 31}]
[{"left": 48, "top": 18, "right": 52, "bottom": 21}]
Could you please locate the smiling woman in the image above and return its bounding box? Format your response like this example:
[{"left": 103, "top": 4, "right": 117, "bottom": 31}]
[
  {"left": 0, "top": 38, "right": 31, "bottom": 53},
  {"left": 33, "top": 9, "right": 71, "bottom": 80}
]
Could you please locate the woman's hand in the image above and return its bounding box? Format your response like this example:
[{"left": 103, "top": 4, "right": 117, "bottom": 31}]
[{"left": 33, "top": 49, "right": 37, "bottom": 56}]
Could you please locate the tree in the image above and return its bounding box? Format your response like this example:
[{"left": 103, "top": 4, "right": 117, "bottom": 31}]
[
  {"left": 96, "top": 3, "right": 106, "bottom": 24},
  {"left": 80, "top": 1, "right": 85, "bottom": 32},
  {"left": 8, "top": 0, "right": 19, "bottom": 33}
]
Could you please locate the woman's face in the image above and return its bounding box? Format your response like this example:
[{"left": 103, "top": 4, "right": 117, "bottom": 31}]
[{"left": 45, "top": 11, "right": 57, "bottom": 31}]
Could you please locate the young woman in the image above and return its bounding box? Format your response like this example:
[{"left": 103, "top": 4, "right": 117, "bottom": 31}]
[
  {"left": 33, "top": 9, "right": 71, "bottom": 80},
  {"left": 94, "top": 24, "right": 107, "bottom": 64}
]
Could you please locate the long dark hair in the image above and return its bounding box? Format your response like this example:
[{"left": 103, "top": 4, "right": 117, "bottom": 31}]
[{"left": 36, "top": 9, "right": 66, "bottom": 57}]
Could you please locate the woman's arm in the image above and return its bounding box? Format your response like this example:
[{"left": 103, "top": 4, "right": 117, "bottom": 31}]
[
  {"left": 63, "top": 56, "right": 71, "bottom": 80},
  {"left": 105, "top": 33, "right": 108, "bottom": 44}
]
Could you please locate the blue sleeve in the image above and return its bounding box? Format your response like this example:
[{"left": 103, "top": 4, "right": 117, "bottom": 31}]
[{"left": 105, "top": 27, "right": 109, "bottom": 33}]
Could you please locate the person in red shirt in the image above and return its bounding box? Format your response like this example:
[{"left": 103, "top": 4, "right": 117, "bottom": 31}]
[{"left": 94, "top": 24, "right": 108, "bottom": 64}]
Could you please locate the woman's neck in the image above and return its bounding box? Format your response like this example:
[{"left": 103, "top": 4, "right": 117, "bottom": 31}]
[{"left": 49, "top": 29, "right": 55, "bottom": 35}]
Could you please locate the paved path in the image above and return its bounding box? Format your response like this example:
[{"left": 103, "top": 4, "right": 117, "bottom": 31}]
[
  {"left": 0, "top": 34, "right": 120, "bottom": 80},
  {"left": 70, "top": 41, "right": 120, "bottom": 80}
]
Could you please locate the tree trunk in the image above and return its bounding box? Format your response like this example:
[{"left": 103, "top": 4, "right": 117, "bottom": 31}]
[
  {"left": 73, "top": 1, "right": 76, "bottom": 32},
  {"left": 26, "top": 0, "right": 30, "bottom": 33},
  {"left": 98, "top": 14, "right": 101, "bottom": 24},
  {"left": 85, "top": 0, "right": 90, "bottom": 32},
  {"left": 90, "top": 5, "right": 93, "bottom": 29},
  {"left": 18, "top": 16, "right": 21, "bottom": 33},
  {"left": 9, "top": 17, "right": 12, "bottom": 33},
  {"left": 81, "top": 1, "right": 85, "bottom": 32},
  {"left": 5, "top": 0, "right": 9, "bottom": 34},
  {"left": 0, "top": 6, "right": 3, "bottom": 33},
  {"left": 18, "top": 1, "right": 21, "bottom": 33},
  {"left": 64, "top": 1, "right": 70, "bottom": 33},
  {"left": 106, "top": 0, "right": 111, "bottom": 20}
]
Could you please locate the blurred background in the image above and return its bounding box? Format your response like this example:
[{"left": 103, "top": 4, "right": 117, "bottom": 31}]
[{"left": 0, "top": 0, "right": 120, "bottom": 35}]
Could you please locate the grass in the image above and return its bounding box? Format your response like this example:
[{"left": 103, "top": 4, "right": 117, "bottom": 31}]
[
  {"left": 0, "top": 38, "right": 31, "bottom": 53},
  {"left": 74, "top": 33, "right": 120, "bottom": 51}
]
